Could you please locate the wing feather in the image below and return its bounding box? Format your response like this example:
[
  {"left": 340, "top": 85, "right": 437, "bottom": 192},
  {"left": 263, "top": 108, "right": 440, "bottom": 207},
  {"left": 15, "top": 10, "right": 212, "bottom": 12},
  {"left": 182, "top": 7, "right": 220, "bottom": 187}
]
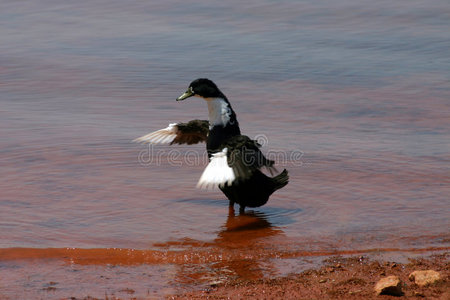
[
  {"left": 133, "top": 123, "right": 178, "bottom": 144},
  {"left": 197, "top": 148, "right": 235, "bottom": 190},
  {"left": 196, "top": 135, "right": 276, "bottom": 189},
  {"left": 134, "top": 120, "right": 209, "bottom": 145},
  {"left": 225, "top": 135, "right": 276, "bottom": 182}
]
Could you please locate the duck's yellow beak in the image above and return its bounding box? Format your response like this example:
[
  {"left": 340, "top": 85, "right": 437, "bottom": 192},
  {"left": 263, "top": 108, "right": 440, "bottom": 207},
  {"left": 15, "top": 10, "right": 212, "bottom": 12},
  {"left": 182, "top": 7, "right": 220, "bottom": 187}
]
[{"left": 176, "top": 87, "right": 194, "bottom": 101}]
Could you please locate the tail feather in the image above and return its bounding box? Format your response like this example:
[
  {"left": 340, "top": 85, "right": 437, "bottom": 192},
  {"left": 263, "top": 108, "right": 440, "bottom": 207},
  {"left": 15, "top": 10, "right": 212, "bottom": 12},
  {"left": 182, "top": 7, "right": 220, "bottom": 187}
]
[{"left": 271, "top": 169, "right": 289, "bottom": 191}]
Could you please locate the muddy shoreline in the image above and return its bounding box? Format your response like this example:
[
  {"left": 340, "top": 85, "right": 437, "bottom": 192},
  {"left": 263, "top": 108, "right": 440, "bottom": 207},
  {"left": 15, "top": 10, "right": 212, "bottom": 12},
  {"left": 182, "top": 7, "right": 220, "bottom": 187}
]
[
  {"left": 1, "top": 247, "right": 448, "bottom": 299},
  {"left": 172, "top": 253, "right": 449, "bottom": 299}
]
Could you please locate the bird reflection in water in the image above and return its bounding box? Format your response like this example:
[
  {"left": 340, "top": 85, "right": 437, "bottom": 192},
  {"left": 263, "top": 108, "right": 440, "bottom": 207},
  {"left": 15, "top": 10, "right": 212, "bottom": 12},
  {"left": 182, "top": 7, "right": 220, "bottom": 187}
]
[
  {"left": 206, "top": 206, "right": 285, "bottom": 282},
  {"left": 172, "top": 205, "right": 285, "bottom": 286},
  {"left": 172, "top": 206, "right": 285, "bottom": 286},
  {"left": 215, "top": 206, "right": 283, "bottom": 248}
]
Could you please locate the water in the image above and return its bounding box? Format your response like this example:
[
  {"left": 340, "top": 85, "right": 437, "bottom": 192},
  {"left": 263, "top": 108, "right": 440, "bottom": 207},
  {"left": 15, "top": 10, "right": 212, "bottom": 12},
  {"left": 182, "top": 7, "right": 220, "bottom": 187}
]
[{"left": 1, "top": 0, "right": 449, "bottom": 298}]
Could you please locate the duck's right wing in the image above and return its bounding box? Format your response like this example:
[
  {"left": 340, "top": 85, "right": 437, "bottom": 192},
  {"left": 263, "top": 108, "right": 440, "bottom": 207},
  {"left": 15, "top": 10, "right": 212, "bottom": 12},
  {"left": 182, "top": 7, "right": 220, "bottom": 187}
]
[
  {"left": 133, "top": 119, "right": 209, "bottom": 145},
  {"left": 196, "top": 135, "right": 278, "bottom": 189}
]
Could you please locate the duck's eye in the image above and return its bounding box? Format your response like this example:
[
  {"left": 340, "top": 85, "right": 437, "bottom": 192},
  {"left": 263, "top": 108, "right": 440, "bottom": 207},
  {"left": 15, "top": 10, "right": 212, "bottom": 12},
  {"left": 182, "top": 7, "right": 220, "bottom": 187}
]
[{"left": 189, "top": 86, "right": 195, "bottom": 94}]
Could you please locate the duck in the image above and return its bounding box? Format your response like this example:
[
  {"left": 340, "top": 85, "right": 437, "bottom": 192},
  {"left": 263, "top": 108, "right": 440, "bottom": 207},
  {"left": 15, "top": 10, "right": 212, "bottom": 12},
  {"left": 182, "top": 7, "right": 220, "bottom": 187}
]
[{"left": 134, "top": 78, "right": 289, "bottom": 212}]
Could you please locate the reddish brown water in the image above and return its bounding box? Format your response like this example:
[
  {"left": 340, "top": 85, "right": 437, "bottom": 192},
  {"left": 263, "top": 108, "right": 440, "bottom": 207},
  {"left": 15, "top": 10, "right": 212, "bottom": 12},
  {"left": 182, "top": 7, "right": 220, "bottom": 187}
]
[{"left": 1, "top": 0, "right": 449, "bottom": 298}]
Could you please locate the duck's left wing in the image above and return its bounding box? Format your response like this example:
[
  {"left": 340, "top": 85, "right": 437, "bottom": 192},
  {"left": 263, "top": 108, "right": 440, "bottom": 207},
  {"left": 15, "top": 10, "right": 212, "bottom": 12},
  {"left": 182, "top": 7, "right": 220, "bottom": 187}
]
[{"left": 133, "top": 120, "right": 209, "bottom": 145}]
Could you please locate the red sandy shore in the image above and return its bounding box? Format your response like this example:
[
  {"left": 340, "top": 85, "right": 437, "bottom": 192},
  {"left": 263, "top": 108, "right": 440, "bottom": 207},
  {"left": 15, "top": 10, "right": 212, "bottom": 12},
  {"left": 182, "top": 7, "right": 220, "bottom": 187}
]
[
  {"left": 0, "top": 249, "right": 447, "bottom": 299},
  {"left": 171, "top": 253, "right": 449, "bottom": 300},
  {"left": 0, "top": 247, "right": 448, "bottom": 299}
]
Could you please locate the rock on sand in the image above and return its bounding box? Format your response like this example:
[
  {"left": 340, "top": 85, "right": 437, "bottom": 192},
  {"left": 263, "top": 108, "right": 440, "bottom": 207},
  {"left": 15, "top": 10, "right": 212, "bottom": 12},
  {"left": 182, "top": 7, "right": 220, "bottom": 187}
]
[
  {"left": 374, "top": 275, "right": 403, "bottom": 296},
  {"left": 409, "top": 270, "right": 441, "bottom": 287}
]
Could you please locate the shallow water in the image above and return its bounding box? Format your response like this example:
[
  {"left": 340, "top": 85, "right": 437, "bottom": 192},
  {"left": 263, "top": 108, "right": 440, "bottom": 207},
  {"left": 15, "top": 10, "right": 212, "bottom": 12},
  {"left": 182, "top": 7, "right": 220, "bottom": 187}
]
[{"left": 1, "top": 0, "right": 449, "bottom": 298}]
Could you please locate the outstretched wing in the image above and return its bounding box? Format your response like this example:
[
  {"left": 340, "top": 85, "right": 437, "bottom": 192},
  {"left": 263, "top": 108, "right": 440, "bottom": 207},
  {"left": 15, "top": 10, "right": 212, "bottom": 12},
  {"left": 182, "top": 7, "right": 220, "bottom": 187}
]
[
  {"left": 197, "top": 135, "right": 276, "bottom": 189},
  {"left": 133, "top": 120, "right": 209, "bottom": 145}
]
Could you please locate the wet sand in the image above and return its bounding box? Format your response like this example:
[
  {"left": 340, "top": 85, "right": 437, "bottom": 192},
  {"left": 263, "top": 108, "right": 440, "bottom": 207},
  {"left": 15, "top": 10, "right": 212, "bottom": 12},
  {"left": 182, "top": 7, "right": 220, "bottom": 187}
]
[
  {"left": 173, "top": 253, "right": 449, "bottom": 300},
  {"left": 1, "top": 246, "right": 448, "bottom": 299}
]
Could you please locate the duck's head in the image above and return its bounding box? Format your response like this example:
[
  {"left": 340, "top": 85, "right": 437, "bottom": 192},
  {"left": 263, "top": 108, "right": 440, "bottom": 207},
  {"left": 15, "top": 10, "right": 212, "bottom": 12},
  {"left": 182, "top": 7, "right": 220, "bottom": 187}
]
[{"left": 176, "top": 78, "right": 224, "bottom": 101}]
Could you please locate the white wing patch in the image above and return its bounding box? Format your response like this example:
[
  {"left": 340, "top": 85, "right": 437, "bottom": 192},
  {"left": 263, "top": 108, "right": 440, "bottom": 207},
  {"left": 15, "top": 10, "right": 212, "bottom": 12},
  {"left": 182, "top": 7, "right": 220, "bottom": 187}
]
[
  {"left": 197, "top": 148, "right": 236, "bottom": 190},
  {"left": 133, "top": 123, "right": 178, "bottom": 144}
]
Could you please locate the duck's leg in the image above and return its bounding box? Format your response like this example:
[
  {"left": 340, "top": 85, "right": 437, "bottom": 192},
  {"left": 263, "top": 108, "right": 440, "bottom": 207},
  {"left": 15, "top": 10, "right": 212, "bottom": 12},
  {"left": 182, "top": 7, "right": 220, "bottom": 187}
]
[
  {"left": 229, "top": 200, "right": 235, "bottom": 207},
  {"left": 228, "top": 203, "right": 235, "bottom": 216}
]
